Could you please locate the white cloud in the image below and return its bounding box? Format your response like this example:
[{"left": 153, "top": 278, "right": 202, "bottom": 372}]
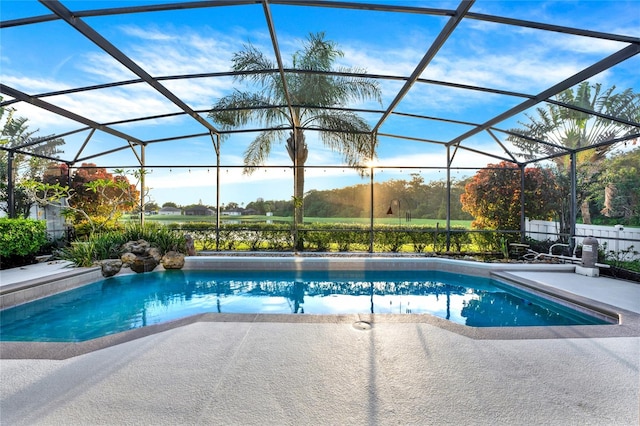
[
  {"left": 1, "top": 75, "right": 70, "bottom": 94},
  {"left": 119, "top": 25, "right": 175, "bottom": 41},
  {"left": 117, "top": 24, "right": 237, "bottom": 76},
  {"left": 77, "top": 52, "right": 138, "bottom": 82}
]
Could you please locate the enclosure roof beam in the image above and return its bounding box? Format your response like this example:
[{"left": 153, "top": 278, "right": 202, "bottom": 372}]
[
  {"left": 466, "top": 12, "right": 640, "bottom": 44},
  {"left": 522, "top": 132, "right": 640, "bottom": 167},
  {"left": 486, "top": 129, "right": 518, "bottom": 163},
  {"left": 0, "top": 0, "right": 453, "bottom": 30},
  {"left": 372, "top": 0, "right": 474, "bottom": 133},
  {"left": 377, "top": 133, "right": 447, "bottom": 146},
  {"left": 391, "top": 111, "right": 478, "bottom": 128},
  {"left": 6, "top": 64, "right": 636, "bottom": 131},
  {"left": 261, "top": 0, "right": 299, "bottom": 129},
  {"left": 0, "top": 126, "right": 89, "bottom": 153},
  {"left": 0, "top": 83, "right": 144, "bottom": 145},
  {"left": 492, "top": 128, "right": 583, "bottom": 153},
  {"left": 0, "top": 68, "right": 532, "bottom": 108},
  {"left": 546, "top": 99, "right": 640, "bottom": 128},
  {"left": 73, "top": 145, "right": 135, "bottom": 164},
  {"left": 127, "top": 140, "right": 144, "bottom": 167},
  {"left": 72, "top": 128, "right": 97, "bottom": 164},
  {"left": 6, "top": 0, "right": 638, "bottom": 45},
  {"left": 0, "top": 1, "right": 261, "bottom": 28},
  {"left": 447, "top": 43, "right": 640, "bottom": 147},
  {"left": 456, "top": 144, "right": 515, "bottom": 164},
  {"left": 38, "top": 0, "right": 221, "bottom": 136},
  {"left": 7, "top": 148, "right": 68, "bottom": 164}
]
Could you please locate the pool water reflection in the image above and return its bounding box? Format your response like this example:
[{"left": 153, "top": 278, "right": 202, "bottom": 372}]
[{"left": 0, "top": 269, "right": 609, "bottom": 342}]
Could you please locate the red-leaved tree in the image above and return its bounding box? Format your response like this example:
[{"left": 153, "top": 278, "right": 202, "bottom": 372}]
[{"left": 460, "top": 162, "right": 559, "bottom": 231}]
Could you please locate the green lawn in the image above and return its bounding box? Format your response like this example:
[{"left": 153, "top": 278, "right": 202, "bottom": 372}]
[{"left": 138, "top": 214, "right": 472, "bottom": 228}]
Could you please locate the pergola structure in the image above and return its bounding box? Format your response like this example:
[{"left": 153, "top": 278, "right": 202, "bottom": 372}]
[{"left": 1, "top": 0, "right": 639, "bottom": 250}]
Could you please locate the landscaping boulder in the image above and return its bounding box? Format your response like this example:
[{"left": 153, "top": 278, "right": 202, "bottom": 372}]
[
  {"left": 130, "top": 256, "right": 159, "bottom": 273},
  {"left": 162, "top": 251, "right": 185, "bottom": 269},
  {"left": 121, "top": 252, "right": 137, "bottom": 266},
  {"left": 148, "top": 247, "right": 163, "bottom": 262},
  {"left": 100, "top": 259, "right": 122, "bottom": 277},
  {"left": 122, "top": 239, "right": 150, "bottom": 255},
  {"left": 119, "top": 239, "right": 165, "bottom": 273},
  {"left": 185, "top": 234, "right": 196, "bottom": 256}
]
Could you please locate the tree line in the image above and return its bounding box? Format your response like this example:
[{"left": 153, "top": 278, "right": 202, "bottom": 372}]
[{"left": 243, "top": 174, "right": 472, "bottom": 220}]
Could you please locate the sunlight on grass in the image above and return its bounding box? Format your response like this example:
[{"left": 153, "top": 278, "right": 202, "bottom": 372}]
[{"left": 128, "top": 214, "right": 472, "bottom": 228}]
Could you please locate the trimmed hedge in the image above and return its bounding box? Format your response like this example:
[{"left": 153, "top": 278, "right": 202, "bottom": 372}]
[
  {"left": 0, "top": 218, "right": 48, "bottom": 268},
  {"left": 171, "top": 222, "right": 484, "bottom": 253},
  {"left": 53, "top": 222, "right": 520, "bottom": 267}
]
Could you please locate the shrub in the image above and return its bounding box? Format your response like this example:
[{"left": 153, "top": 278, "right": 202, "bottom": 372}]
[
  {"left": 0, "top": 218, "right": 48, "bottom": 259},
  {"left": 375, "top": 225, "right": 409, "bottom": 252},
  {"left": 58, "top": 223, "right": 188, "bottom": 267},
  {"left": 58, "top": 241, "right": 97, "bottom": 267},
  {"left": 73, "top": 215, "right": 123, "bottom": 239},
  {"left": 120, "top": 223, "right": 187, "bottom": 254},
  {"left": 449, "top": 227, "right": 472, "bottom": 252}
]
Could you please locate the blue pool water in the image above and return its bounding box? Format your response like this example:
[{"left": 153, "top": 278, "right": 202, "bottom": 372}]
[{"left": 0, "top": 270, "right": 609, "bottom": 341}]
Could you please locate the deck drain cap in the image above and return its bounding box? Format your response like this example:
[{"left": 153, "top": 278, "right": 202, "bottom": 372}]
[{"left": 352, "top": 321, "right": 372, "bottom": 331}]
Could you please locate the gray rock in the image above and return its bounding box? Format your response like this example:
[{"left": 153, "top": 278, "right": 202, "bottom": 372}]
[
  {"left": 121, "top": 252, "right": 137, "bottom": 266},
  {"left": 100, "top": 259, "right": 122, "bottom": 277},
  {"left": 148, "top": 247, "right": 163, "bottom": 262},
  {"left": 122, "top": 239, "right": 150, "bottom": 255},
  {"left": 185, "top": 234, "right": 196, "bottom": 256},
  {"left": 162, "top": 251, "right": 185, "bottom": 269},
  {"left": 130, "top": 256, "right": 159, "bottom": 273}
]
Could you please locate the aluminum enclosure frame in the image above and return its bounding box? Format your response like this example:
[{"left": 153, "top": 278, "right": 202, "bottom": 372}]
[{"left": 1, "top": 0, "right": 639, "bottom": 250}]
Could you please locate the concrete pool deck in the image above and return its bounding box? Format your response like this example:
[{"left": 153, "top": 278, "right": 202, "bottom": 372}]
[{"left": 1, "top": 257, "right": 639, "bottom": 425}]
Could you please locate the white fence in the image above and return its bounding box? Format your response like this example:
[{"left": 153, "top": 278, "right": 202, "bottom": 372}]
[
  {"left": 1, "top": 202, "right": 68, "bottom": 241},
  {"left": 526, "top": 219, "right": 640, "bottom": 259}
]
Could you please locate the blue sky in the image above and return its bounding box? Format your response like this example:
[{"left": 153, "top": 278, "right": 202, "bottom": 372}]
[{"left": 1, "top": 0, "right": 639, "bottom": 207}]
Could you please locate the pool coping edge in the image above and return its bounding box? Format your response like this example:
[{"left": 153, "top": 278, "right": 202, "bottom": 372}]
[{"left": 1, "top": 256, "right": 639, "bottom": 359}]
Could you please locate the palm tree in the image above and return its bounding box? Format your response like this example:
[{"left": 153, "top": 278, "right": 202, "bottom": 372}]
[
  {"left": 507, "top": 82, "right": 640, "bottom": 224},
  {"left": 208, "top": 32, "right": 382, "bottom": 226}
]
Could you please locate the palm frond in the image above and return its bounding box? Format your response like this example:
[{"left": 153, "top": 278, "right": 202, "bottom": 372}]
[
  {"left": 243, "top": 129, "right": 287, "bottom": 174},
  {"left": 210, "top": 31, "right": 382, "bottom": 186},
  {"left": 311, "top": 111, "right": 375, "bottom": 167},
  {"left": 232, "top": 43, "right": 277, "bottom": 86},
  {"left": 208, "top": 91, "right": 290, "bottom": 131}
]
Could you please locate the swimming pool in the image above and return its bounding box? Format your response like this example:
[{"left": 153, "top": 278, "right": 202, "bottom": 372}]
[{"left": 0, "top": 268, "right": 610, "bottom": 342}]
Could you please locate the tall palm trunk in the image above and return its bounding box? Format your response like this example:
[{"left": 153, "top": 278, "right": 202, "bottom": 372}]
[{"left": 286, "top": 129, "right": 308, "bottom": 226}]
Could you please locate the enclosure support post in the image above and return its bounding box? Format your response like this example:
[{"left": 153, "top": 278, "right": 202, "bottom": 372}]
[
  {"left": 292, "top": 128, "right": 300, "bottom": 252},
  {"left": 369, "top": 165, "right": 374, "bottom": 253},
  {"left": 369, "top": 134, "right": 375, "bottom": 253},
  {"left": 67, "top": 163, "right": 72, "bottom": 188},
  {"left": 212, "top": 132, "right": 221, "bottom": 251},
  {"left": 7, "top": 151, "right": 15, "bottom": 218},
  {"left": 445, "top": 145, "right": 451, "bottom": 251},
  {"left": 139, "top": 144, "right": 146, "bottom": 228},
  {"left": 569, "top": 151, "right": 577, "bottom": 248},
  {"left": 519, "top": 164, "right": 526, "bottom": 243}
]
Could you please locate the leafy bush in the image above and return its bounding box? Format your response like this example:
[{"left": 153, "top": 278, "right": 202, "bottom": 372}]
[
  {"left": 120, "top": 223, "right": 187, "bottom": 253},
  {"left": 375, "top": 226, "right": 410, "bottom": 252},
  {"left": 58, "top": 241, "right": 97, "bottom": 267},
  {"left": 298, "top": 224, "right": 368, "bottom": 252},
  {"left": 449, "top": 227, "right": 472, "bottom": 251},
  {"left": 142, "top": 222, "right": 482, "bottom": 254},
  {"left": 58, "top": 223, "right": 188, "bottom": 267},
  {"left": 72, "top": 215, "right": 123, "bottom": 239},
  {"left": 300, "top": 226, "right": 332, "bottom": 251},
  {"left": 0, "top": 218, "right": 48, "bottom": 258},
  {"left": 602, "top": 243, "right": 639, "bottom": 273},
  {"left": 261, "top": 224, "right": 293, "bottom": 250}
]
